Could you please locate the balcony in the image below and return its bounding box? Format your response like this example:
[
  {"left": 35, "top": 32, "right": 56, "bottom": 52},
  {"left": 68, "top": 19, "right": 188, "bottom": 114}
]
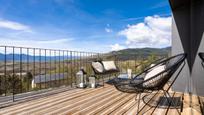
[
  {"left": 0, "top": 0, "right": 204, "bottom": 114},
  {"left": 0, "top": 46, "right": 203, "bottom": 115}
]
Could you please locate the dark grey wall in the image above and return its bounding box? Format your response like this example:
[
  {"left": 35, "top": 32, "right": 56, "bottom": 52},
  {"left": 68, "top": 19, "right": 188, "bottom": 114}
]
[{"left": 170, "top": 0, "right": 204, "bottom": 96}]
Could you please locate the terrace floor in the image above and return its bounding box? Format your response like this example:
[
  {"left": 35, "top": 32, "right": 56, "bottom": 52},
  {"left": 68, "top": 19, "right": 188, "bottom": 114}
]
[{"left": 0, "top": 84, "right": 203, "bottom": 115}]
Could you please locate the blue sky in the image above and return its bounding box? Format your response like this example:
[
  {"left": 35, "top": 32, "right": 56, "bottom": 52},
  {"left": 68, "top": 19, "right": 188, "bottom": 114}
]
[{"left": 0, "top": 0, "right": 172, "bottom": 52}]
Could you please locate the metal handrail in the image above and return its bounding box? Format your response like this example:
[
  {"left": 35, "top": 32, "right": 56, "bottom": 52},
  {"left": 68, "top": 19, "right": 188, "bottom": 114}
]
[
  {"left": 0, "top": 45, "right": 168, "bottom": 103},
  {"left": 0, "top": 46, "right": 100, "bottom": 102}
]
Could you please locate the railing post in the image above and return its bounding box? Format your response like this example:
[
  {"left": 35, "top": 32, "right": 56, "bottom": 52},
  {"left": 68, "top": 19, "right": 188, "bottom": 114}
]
[
  {"left": 54, "top": 50, "right": 57, "bottom": 87},
  {"left": 58, "top": 50, "right": 60, "bottom": 85},
  {"left": 4, "top": 46, "right": 7, "bottom": 96},
  {"left": 45, "top": 49, "right": 47, "bottom": 89},
  {"left": 62, "top": 50, "right": 65, "bottom": 85},
  {"left": 39, "top": 49, "right": 41, "bottom": 90},
  {"left": 66, "top": 51, "right": 69, "bottom": 86},
  {"left": 49, "top": 50, "right": 52, "bottom": 88},
  {"left": 12, "top": 47, "right": 15, "bottom": 102},
  {"left": 20, "top": 48, "right": 23, "bottom": 93},
  {"left": 33, "top": 48, "right": 35, "bottom": 78},
  {"left": 27, "top": 48, "right": 29, "bottom": 91},
  {"left": 134, "top": 53, "right": 137, "bottom": 74},
  {"left": 70, "top": 51, "right": 73, "bottom": 87}
]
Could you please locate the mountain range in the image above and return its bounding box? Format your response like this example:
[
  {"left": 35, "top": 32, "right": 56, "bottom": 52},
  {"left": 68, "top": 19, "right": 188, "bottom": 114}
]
[
  {"left": 0, "top": 47, "right": 171, "bottom": 61},
  {"left": 105, "top": 47, "right": 171, "bottom": 60}
]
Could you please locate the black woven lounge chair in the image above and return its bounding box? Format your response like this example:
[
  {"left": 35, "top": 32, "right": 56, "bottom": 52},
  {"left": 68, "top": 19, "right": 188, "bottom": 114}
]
[
  {"left": 198, "top": 52, "right": 204, "bottom": 68},
  {"left": 113, "top": 53, "right": 187, "bottom": 114},
  {"left": 91, "top": 60, "right": 119, "bottom": 87}
]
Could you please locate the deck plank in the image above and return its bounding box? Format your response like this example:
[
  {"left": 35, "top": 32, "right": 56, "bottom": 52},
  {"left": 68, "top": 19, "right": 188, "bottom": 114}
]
[
  {"left": 182, "top": 93, "right": 202, "bottom": 115},
  {"left": 85, "top": 93, "right": 128, "bottom": 115},
  {"left": 49, "top": 87, "right": 118, "bottom": 114},
  {"left": 1, "top": 86, "right": 110, "bottom": 115},
  {"left": 123, "top": 93, "right": 150, "bottom": 115},
  {"left": 96, "top": 93, "right": 135, "bottom": 115},
  {"left": 138, "top": 91, "right": 161, "bottom": 115},
  {"left": 30, "top": 86, "right": 113, "bottom": 115},
  {"left": 110, "top": 94, "right": 138, "bottom": 115},
  {"left": 71, "top": 91, "right": 123, "bottom": 115},
  {"left": 142, "top": 92, "right": 164, "bottom": 115},
  {"left": 165, "top": 92, "right": 182, "bottom": 115}
]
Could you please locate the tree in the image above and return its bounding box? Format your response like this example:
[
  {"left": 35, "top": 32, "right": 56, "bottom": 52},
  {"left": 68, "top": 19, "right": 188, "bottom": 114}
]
[
  {"left": 147, "top": 53, "right": 158, "bottom": 64},
  {"left": 0, "top": 74, "right": 22, "bottom": 95},
  {"left": 23, "top": 72, "right": 33, "bottom": 91}
]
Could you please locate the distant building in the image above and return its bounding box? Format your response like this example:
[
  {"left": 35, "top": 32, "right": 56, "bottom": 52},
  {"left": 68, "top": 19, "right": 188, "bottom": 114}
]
[
  {"left": 31, "top": 73, "right": 69, "bottom": 88},
  {"left": 0, "top": 72, "right": 27, "bottom": 76}
]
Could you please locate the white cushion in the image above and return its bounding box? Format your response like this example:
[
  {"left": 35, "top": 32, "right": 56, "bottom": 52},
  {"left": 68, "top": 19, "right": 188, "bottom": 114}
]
[
  {"left": 92, "top": 62, "right": 104, "bottom": 73},
  {"left": 150, "top": 64, "right": 155, "bottom": 67},
  {"left": 102, "top": 61, "right": 117, "bottom": 71},
  {"left": 144, "top": 65, "right": 165, "bottom": 81},
  {"left": 143, "top": 65, "right": 166, "bottom": 87}
]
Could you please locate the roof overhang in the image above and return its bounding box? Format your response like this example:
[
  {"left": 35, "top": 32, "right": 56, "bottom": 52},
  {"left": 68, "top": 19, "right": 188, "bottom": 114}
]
[{"left": 169, "top": 0, "right": 191, "bottom": 11}]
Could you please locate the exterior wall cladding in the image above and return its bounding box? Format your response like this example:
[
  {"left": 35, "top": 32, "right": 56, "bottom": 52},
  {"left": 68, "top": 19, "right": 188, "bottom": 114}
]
[{"left": 170, "top": 0, "right": 204, "bottom": 96}]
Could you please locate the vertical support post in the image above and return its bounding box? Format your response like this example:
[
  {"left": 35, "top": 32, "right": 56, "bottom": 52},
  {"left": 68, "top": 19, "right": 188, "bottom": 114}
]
[
  {"left": 45, "top": 49, "right": 47, "bottom": 88},
  {"left": 75, "top": 51, "right": 77, "bottom": 86},
  {"left": 0, "top": 47, "right": 1, "bottom": 95},
  {"left": 135, "top": 53, "right": 137, "bottom": 75},
  {"left": 33, "top": 48, "right": 35, "bottom": 89},
  {"left": 4, "top": 46, "right": 7, "bottom": 96},
  {"left": 12, "top": 47, "right": 15, "bottom": 102},
  {"left": 27, "top": 48, "right": 29, "bottom": 91},
  {"left": 39, "top": 49, "right": 41, "bottom": 89},
  {"left": 49, "top": 50, "right": 52, "bottom": 88},
  {"left": 70, "top": 51, "right": 73, "bottom": 87},
  {"left": 63, "top": 50, "right": 65, "bottom": 85},
  {"left": 20, "top": 48, "right": 22, "bottom": 93},
  {"left": 86, "top": 52, "right": 88, "bottom": 75},
  {"left": 54, "top": 50, "right": 57, "bottom": 86},
  {"left": 58, "top": 50, "right": 61, "bottom": 85},
  {"left": 80, "top": 52, "right": 81, "bottom": 68},
  {"left": 66, "top": 51, "right": 69, "bottom": 86}
]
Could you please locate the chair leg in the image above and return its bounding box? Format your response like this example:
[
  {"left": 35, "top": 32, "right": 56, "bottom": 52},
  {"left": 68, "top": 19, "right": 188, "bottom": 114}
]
[
  {"left": 162, "top": 89, "right": 181, "bottom": 115},
  {"left": 134, "top": 93, "right": 141, "bottom": 114},
  {"left": 135, "top": 93, "right": 138, "bottom": 101},
  {"left": 102, "top": 76, "right": 104, "bottom": 87},
  {"left": 115, "top": 73, "right": 117, "bottom": 78},
  {"left": 137, "top": 93, "right": 141, "bottom": 114},
  {"left": 96, "top": 75, "right": 100, "bottom": 88}
]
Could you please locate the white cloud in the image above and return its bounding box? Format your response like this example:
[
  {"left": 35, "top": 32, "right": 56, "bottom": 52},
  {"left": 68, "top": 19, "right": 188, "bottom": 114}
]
[
  {"left": 0, "top": 19, "right": 32, "bottom": 32},
  {"left": 105, "top": 28, "right": 113, "bottom": 33},
  {"left": 0, "top": 38, "right": 73, "bottom": 52},
  {"left": 118, "top": 15, "right": 172, "bottom": 48},
  {"left": 110, "top": 43, "right": 125, "bottom": 51},
  {"left": 0, "top": 38, "right": 111, "bottom": 54},
  {"left": 105, "top": 24, "right": 113, "bottom": 33}
]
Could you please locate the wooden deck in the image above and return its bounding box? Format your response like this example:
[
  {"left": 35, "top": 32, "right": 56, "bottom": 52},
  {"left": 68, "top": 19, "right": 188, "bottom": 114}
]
[{"left": 0, "top": 84, "right": 203, "bottom": 115}]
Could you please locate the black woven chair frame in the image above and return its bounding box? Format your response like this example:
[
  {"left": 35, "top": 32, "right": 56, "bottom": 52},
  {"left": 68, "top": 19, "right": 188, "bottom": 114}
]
[
  {"left": 199, "top": 52, "right": 204, "bottom": 68},
  {"left": 142, "top": 60, "right": 185, "bottom": 110},
  {"left": 113, "top": 53, "right": 187, "bottom": 114}
]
